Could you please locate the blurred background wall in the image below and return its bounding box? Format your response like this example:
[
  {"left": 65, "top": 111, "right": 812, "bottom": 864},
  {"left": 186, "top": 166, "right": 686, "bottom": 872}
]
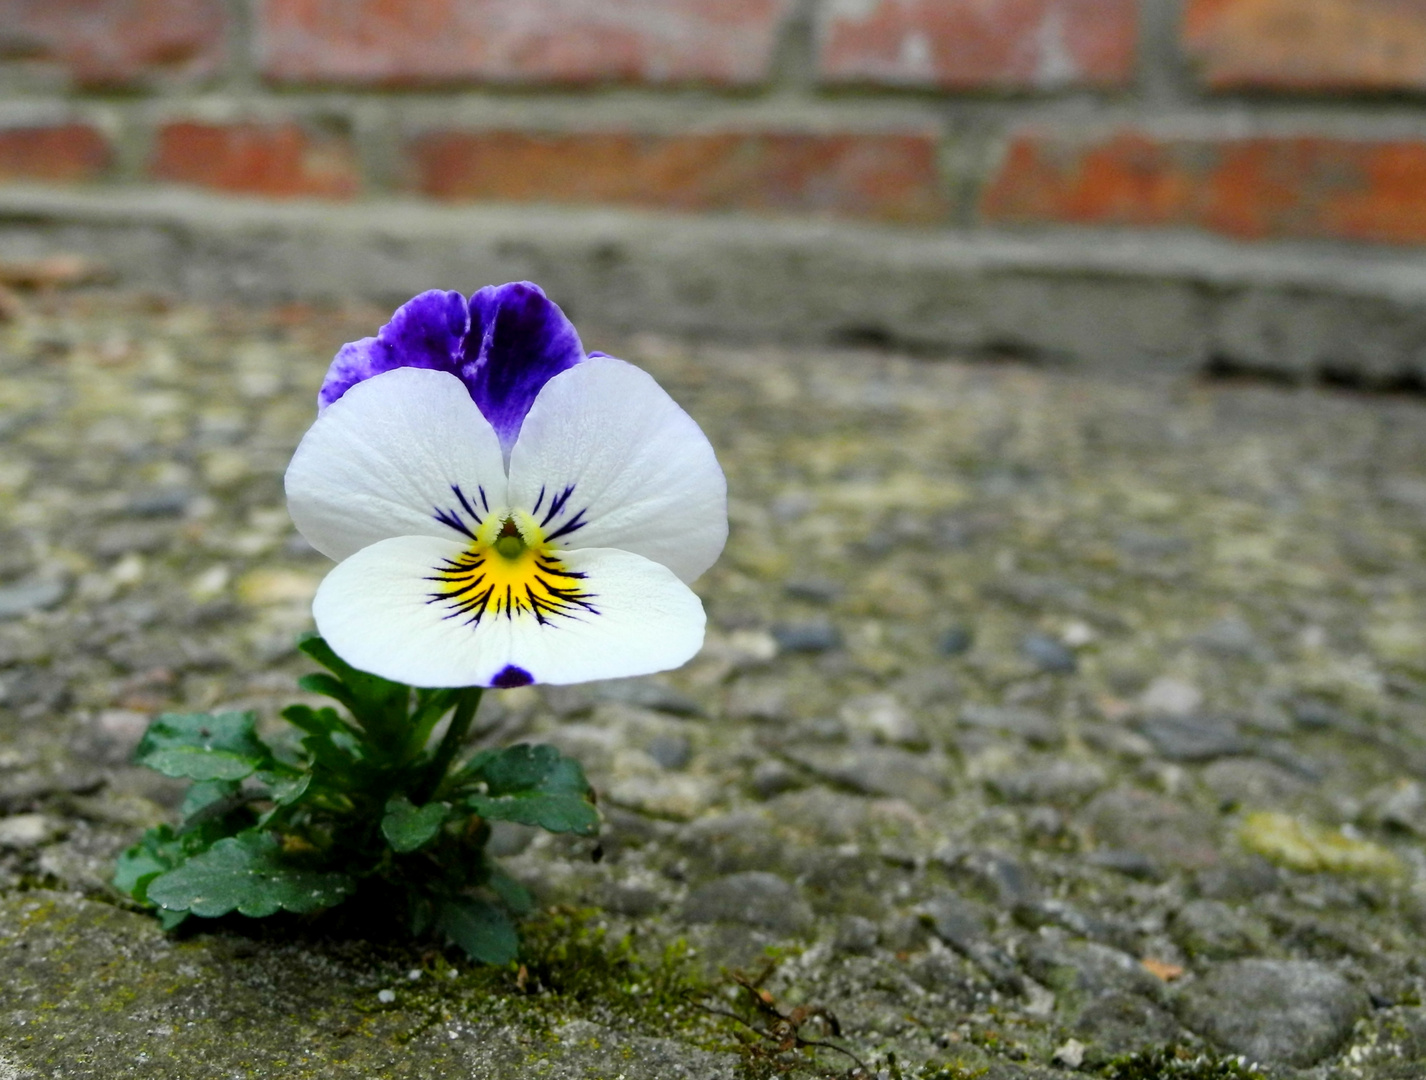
[{"left": 1, "top": 0, "right": 1425, "bottom": 379}]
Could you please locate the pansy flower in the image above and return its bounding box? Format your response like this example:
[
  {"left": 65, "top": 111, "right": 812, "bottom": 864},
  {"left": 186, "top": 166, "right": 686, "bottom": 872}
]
[{"left": 284, "top": 283, "right": 726, "bottom": 689}]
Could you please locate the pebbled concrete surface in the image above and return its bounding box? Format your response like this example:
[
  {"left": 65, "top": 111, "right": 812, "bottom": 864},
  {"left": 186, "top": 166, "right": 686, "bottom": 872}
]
[{"left": 0, "top": 288, "right": 1425, "bottom": 1077}]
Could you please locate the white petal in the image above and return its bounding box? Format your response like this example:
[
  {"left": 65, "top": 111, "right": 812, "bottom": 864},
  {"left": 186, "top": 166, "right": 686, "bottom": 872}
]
[
  {"left": 312, "top": 536, "right": 707, "bottom": 688},
  {"left": 285, "top": 368, "right": 508, "bottom": 561},
  {"left": 506, "top": 358, "right": 726, "bottom": 584}
]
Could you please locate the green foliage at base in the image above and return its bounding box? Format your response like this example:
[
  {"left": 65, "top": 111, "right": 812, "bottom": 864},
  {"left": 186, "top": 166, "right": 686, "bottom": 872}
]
[{"left": 114, "top": 634, "right": 599, "bottom": 964}]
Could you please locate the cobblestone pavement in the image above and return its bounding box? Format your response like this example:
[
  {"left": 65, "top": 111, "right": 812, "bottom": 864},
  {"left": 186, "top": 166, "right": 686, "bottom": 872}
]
[{"left": 2, "top": 291, "right": 1426, "bottom": 1078}]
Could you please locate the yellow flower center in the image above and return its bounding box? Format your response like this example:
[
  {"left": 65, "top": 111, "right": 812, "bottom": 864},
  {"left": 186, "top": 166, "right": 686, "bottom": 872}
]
[
  {"left": 427, "top": 510, "right": 596, "bottom": 627},
  {"left": 493, "top": 531, "right": 524, "bottom": 560}
]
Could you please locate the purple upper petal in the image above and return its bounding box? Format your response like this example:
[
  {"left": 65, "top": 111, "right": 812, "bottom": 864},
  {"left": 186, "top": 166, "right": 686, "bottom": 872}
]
[
  {"left": 317, "top": 282, "right": 585, "bottom": 452},
  {"left": 461, "top": 283, "right": 584, "bottom": 451},
  {"left": 318, "top": 289, "right": 469, "bottom": 410}
]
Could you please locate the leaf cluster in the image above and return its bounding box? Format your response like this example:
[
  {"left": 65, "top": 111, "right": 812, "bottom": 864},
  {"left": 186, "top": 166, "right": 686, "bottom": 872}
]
[{"left": 114, "top": 635, "right": 600, "bottom": 964}]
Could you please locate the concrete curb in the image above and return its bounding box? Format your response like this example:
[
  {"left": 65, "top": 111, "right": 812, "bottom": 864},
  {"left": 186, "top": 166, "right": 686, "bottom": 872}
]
[{"left": 3, "top": 185, "right": 1425, "bottom": 378}]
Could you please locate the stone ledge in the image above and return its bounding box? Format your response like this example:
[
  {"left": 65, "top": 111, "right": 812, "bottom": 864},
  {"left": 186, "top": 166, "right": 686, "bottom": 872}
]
[{"left": 3, "top": 184, "right": 1425, "bottom": 377}]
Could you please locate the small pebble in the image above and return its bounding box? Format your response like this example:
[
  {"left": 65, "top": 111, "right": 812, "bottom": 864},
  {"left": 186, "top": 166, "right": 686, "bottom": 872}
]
[
  {"left": 839, "top": 692, "right": 923, "bottom": 747},
  {"left": 750, "top": 760, "right": 799, "bottom": 799},
  {"left": 124, "top": 486, "right": 192, "bottom": 517},
  {"left": 646, "top": 733, "right": 693, "bottom": 770},
  {"left": 960, "top": 704, "right": 1058, "bottom": 745},
  {"left": 681, "top": 871, "right": 812, "bottom": 934},
  {"left": 1019, "top": 632, "right": 1077, "bottom": 674},
  {"left": 937, "top": 625, "right": 973, "bottom": 656},
  {"left": 1193, "top": 616, "right": 1263, "bottom": 658},
  {"left": 1176, "top": 959, "right": 1368, "bottom": 1067},
  {"left": 1052, "top": 1039, "right": 1086, "bottom": 1068},
  {"left": 832, "top": 915, "right": 880, "bottom": 955},
  {"left": 1023, "top": 805, "right": 1064, "bottom": 837},
  {"left": 1087, "top": 849, "right": 1158, "bottom": 879},
  {"left": 377, "top": 989, "right": 396, "bottom": 1004},
  {"left": 1291, "top": 696, "right": 1358, "bottom": 732},
  {"left": 1139, "top": 714, "right": 1247, "bottom": 762},
  {"left": 0, "top": 813, "right": 65, "bottom": 849},
  {"left": 782, "top": 577, "right": 841, "bottom": 604},
  {"left": 771, "top": 620, "right": 841, "bottom": 653},
  {"left": 1140, "top": 676, "right": 1203, "bottom": 717},
  {"left": 0, "top": 578, "right": 67, "bottom": 621}
]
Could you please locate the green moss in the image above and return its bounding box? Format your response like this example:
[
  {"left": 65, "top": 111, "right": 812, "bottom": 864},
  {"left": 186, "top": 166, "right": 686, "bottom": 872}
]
[
  {"left": 913, "top": 1064, "right": 989, "bottom": 1080},
  {"left": 1096, "top": 1047, "right": 1269, "bottom": 1080},
  {"left": 357, "top": 906, "right": 728, "bottom": 1049},
  {"left": 1239, "top": 811, "right": 1404, "bottom": 878},
  {"left": 1, "top": 892, "right": 745, "bottom": 1078}
]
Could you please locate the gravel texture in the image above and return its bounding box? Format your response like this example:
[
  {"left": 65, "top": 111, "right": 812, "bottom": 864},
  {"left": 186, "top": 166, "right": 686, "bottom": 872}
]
[{"left": 1, "top": 290, "right": 1426, "bottom": 1078}]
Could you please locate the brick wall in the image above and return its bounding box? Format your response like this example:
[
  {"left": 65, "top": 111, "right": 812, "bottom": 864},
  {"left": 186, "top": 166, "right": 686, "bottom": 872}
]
[{"left": 2, "top": 0, "right": 1426, "bottom": 245}]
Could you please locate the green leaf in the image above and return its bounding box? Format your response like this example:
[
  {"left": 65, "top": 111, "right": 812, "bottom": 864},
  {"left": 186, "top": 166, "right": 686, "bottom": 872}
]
[
  {"left": 136, "top": 712, "right": 270, "bottom": 782},
  {"left": 463, "top": 744, "right": 600, "bottom": 836},
  {"left": 260, "top": 770, "right": 312, "bottom": 807},
  {"left": 486, "top": 866, "right": 534, "bottom": 916},
  {"left": 113, "top": 825, "right": 185, "bottom": 903},
  {"left": 467, "top": 792, "right": 600, "bottom": 835},
  {"left": 180, "top": 779, "right": 242, "bottom": 821},
  {"left": 253, "top": 770, "right": 313, "bottom": 828},
  {"left": 413, "top": 688, "right": 459, "bottom": 726},
  {"left": 145, "top": 831, "right": 354, "bottom": 918},
  {"left": 401, "top": 687, "right": 464, "bottom": 760},
  {"left": 294, "top": 632, "right": 351, "bottom": 676},
  {"left": 114, "top": 846, "right": 169, "bottom": 900},
  {"left": 157, "top": 908, "right": 190, "bottom": 931},
  {"left": 298, "top": 730, "right": 362, "bottom": 780},
  {"left": 280, "top": 703, "right": 355, "bottom": 739},
  {"left": 437, "top": 898, "right": 518, "bottom": 965},
  {"left": 297, "top": 635, "right": 411, "bottom": 734},
  {"left": 381, "top": 797, "right": 450, "bottom": 853},
  {"left": 476, "top": 744, "right": 591, "bottom": 797},
  {"left": 296, "top": 673, "right": 355, "bottom": 709}
]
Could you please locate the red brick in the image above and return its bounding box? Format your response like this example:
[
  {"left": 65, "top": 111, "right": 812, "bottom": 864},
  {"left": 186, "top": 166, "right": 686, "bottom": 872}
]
[
  {"left": 0, "top": 0, "right": 227, "bottom": 86},
  {"left": 0, "top": 124, "right": 111, "bottom": 183},
  {"left": 982, "top": 129, "right": 1426, "bottom": 245},
  {"left": 261, "top": 0, "right": 795, "bottom": 86},
  {"left": 817, "top": 0, "right": 1138, "bottom": 89},
  {"left": 1183, "top": 0, "right": 1426, "bottom": 91},
  {"left": 150, "top": 122, "right": 359, "bottom": 200},
  {"left": 404, "top": 129, "right": 945, "bottom": 223}
]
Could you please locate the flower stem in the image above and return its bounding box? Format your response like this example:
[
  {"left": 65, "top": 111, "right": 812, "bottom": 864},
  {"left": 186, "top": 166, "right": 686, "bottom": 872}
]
[{"left": 415, "top": 687, "right": 483, "bottom": 804}]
